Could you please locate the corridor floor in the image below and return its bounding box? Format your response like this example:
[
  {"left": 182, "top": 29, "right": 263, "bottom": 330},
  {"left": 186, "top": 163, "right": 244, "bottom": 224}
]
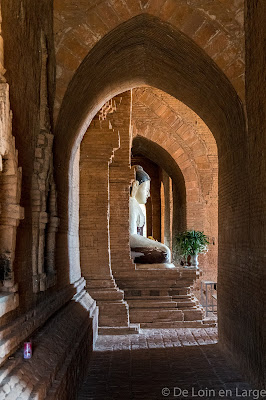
[{"left": 78, "top": 328, "right": 255, "bottom": 400}]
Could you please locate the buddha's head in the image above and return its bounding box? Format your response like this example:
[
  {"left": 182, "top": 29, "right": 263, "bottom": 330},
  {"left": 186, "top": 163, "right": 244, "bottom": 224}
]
[{"left": 132, "top": 165, "right": 150, "bottom": 204}]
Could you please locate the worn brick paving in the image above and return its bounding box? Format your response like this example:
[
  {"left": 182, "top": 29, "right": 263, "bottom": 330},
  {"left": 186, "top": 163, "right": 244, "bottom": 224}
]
[{"left": 78, "top": 328, "right": 255, "bottom": 400}]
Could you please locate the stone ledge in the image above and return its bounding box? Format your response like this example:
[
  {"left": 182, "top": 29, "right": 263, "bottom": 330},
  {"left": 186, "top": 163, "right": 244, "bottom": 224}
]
[
  {"left": 0, "top": 294, "right": 98, "bottom": 399},
  {"left": 0, "top": 293, "right": 19, "bottom": 319},
  {"left": 0, "top": 281, "right": 84, "bottom": 366}
]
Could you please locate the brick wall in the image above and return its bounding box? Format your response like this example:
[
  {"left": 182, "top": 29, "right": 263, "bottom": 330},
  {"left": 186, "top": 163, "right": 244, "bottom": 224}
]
[
  {"left": 1, "top": 0, "right": 57, "bottom": 317},
  {"left": 53, "top": 0, "right": 245, "bottom": 119},
  {"left": 218, "top": 0, "right": 266, "bottom": 387}
]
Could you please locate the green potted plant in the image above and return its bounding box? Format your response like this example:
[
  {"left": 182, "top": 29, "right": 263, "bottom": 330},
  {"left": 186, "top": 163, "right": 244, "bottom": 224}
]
[{"left": 174, "top": 230, "right": 209, "bottom": 268}]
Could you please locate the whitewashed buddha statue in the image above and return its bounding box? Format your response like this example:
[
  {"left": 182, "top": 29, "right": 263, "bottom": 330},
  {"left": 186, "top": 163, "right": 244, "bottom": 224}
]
[{"left": 129, "top": 165, "right": 172, "bottom": 265}]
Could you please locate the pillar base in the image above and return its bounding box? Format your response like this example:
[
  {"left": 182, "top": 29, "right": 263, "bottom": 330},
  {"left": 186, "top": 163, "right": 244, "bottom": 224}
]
[
  {"left": 97, "top": 299, "right": 129, "bottom": 327},
  {"left": 85, "top": 278, "right": 130, "bottom": 327}
]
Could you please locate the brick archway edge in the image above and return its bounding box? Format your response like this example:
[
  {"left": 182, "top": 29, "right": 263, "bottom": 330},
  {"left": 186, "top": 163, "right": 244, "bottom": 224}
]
[{"left": 55, "top": 15, "right": 245, "bottom": 166}]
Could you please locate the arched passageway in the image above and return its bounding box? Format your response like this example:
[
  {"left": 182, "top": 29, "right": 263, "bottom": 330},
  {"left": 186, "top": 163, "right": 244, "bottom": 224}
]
[
  {"left": 52, "top": 4, "right": 264, "bottom": 392},
  {"left": 55, "top": 12, "right": 247, "bottom": 360},
  {"left": 0, "top": 0, "right": 264, "bottom": 397}
]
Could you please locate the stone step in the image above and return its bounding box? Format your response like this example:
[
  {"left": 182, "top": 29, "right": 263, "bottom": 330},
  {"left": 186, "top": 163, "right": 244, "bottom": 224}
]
[
  {"left": 183, "top": 309, "right": 204, "bottom": 321},
  {"left": 125, "top": 295, "right": 172, "bottom": 301},
  {"left": 98, "top": 324, "right": 140, "bottom": 335},
  {"left": 129, "top": 308, "right": 184, "bottom": 323},
  {"left": 140, "top": 320, "right": 214, "bottom": 329},
  {"left": 120, "top": 280, "right": 193, "bottom": 289},
  {"left": 88, "top": 288, "right": 124, "bottom": 301},
  {"left": 202, "top": 317, "right": 217, "bottom": 326},
  {"left": 123, "top": 282, "right": 193, "bottom": 288},
  {"left": 125, "top": 295, "right": 199, "bottom": 309},
  {"left": 127, "top": 300, "right": 178, "bottom": 308},
  {"left": 169, "top": 289, "right": 192, "bottom": 295},
  {"left": 171, "top": 299, "right": 196, "bottom": 307},
  {"left": 97, "top": 300, "right": 129, "bottom": 327},
  {"left": 86, "top": 279, "right": 117, "bottom": 289},
  {"left": 126, "top": 294, "right": 197, "bottom": 307},
  {"left": 171, "top": 293, "right": 194, "bottom": 298},
  {"left": 124, "top": 288, "right": 191, "bottom": 297}
]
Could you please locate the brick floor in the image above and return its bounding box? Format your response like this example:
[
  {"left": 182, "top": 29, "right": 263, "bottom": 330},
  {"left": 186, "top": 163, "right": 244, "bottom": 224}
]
[{"left": 77, "top": 328, "right": 255, "bottom": 400}]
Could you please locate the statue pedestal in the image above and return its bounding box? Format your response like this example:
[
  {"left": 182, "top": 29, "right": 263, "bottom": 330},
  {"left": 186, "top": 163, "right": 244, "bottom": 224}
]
[{"left": 115, "top": 265, "right": 211, "bottom": 328}]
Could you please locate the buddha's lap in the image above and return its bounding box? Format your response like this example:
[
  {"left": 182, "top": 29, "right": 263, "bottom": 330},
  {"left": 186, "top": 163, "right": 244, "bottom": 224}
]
[{"left": 131, "top": 246, "right": 169, "bottom": 264}]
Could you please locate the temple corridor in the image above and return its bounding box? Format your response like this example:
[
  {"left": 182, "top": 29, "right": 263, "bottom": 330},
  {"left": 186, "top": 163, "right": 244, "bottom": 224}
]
[
  {"left": 78, "top": 328, "right": 253, "bottom": 400},
  {"left": 0, "top": 0, "right": 265, "bottom": 398}
]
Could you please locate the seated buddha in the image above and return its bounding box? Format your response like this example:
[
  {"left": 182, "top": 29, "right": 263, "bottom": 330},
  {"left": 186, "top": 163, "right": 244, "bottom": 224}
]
[{"left": 129, "top": 165, "right": 173, "bottom": 266}]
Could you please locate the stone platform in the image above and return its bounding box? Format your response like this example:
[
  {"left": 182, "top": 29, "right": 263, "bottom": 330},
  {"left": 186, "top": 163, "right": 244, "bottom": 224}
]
[{"left": 115, "top": 265, "right": 212, "bottom": 328}]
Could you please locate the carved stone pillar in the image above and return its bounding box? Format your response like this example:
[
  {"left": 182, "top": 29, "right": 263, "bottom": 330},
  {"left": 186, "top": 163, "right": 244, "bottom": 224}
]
[
  {"left": 31, "top": 133, "right": 59, "bottom": 293},
  {"left": 0, "top": 16, "right": 23, "bottom": 315},
  {"left": 31, "top": 32, "right": 59, "bottom": 293},
  {"left": 80, "top": 118, "right": 129, "bottom": 327},
  {"left": 0, "top": 132, "right": 24, "bottom": 294}
]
